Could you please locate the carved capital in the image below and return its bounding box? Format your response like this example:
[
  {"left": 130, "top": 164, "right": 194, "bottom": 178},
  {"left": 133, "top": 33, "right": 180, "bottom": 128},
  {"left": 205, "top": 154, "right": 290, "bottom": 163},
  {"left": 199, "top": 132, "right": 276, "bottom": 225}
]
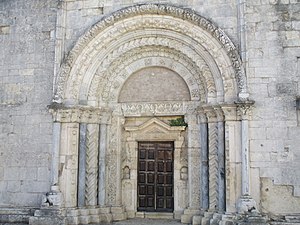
[
  {"left": 197, "top": 112, "right": 207, "bottom": 124},
  {"left": 235, "top": 100, "right": 255, "bottom": 120},
  {"left": 220, "top": 104, "right": 237, "bottom": 121},
  {"left": 49, "top": 104, "right": 112, "bottom": 124}
]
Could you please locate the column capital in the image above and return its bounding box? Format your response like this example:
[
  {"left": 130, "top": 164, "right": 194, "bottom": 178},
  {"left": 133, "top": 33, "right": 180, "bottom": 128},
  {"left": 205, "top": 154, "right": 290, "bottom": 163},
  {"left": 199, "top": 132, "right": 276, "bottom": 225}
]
[
  {"left": 235, "top": 100, "right": 255, "bottom": 120},
  {"left": 202, "top": 106, "right": 223, "bottom": 123},
  {"left": 48, "top": 103, "right": 112, "bottom": 124}
]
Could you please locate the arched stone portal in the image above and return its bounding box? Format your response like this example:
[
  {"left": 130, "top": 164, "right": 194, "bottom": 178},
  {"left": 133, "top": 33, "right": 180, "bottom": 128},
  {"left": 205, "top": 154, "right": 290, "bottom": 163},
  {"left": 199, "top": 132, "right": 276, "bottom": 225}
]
[{"left": 46, "top": 4, "right": 256, "bottom": 225}]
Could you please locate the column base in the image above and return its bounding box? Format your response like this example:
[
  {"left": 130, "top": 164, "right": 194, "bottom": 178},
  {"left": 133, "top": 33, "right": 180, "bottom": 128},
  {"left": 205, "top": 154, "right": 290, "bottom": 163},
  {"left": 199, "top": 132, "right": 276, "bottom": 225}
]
[
  {"left": 219, "top": 213, "right": 236, "bottom": 225},
  {"left": 238, "top": 195, "right": 258, "bottom": 214},
  {"left": 41, "top": 185, "right": 63, "bottom": 207},
  {"left": 201, "top": 211, "right": 214, "bottom": 225},
  {"left": 236, "top": 212, "right": 268, "bottom": 225},
  {"left": 210, "top": 213, "right": 223, "bottom": 225},
  {"left": 181, "top": 208, "right": 202, "bottom": 224},
  {"left": 111, "top": 206, "right": 127, "bottom": 221}
]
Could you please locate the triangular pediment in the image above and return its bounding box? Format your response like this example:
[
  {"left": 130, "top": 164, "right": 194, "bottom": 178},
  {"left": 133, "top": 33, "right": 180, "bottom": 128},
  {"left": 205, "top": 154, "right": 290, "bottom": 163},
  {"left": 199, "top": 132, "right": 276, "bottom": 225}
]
[{"left": 125, "top": 118, "right": 186, "bottom": 132}]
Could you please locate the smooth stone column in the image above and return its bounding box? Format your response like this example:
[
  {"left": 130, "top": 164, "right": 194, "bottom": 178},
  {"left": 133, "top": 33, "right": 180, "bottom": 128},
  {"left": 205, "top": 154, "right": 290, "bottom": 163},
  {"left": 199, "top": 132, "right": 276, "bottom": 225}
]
[
  {"left": 51, "top": 122, "right": 61, "bottom": 187},
  {"left": 98, "top": 123, "right": 107, "bottom": 206},
  {"left": 199, "top": 114, "right": 209, "bottom": 210},
  {"left": 77, "top": 123, "right": 87, "bottom": 206},
  {"left": 236, "top": 101, "right": 258, "bottom": 214}
]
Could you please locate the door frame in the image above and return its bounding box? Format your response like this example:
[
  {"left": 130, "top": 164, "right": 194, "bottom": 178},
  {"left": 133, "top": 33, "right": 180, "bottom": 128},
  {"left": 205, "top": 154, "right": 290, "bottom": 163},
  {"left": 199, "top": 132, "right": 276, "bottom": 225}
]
[{"left": 123, "top": 117, "right": 187, "bottom": 219}]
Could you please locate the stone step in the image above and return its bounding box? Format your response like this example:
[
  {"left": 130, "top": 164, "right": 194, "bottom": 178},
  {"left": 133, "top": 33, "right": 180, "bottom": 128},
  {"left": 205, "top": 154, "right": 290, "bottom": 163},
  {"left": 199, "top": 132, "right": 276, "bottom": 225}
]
[
  {"left": 135, "top": 212, "right": 174, "bottom": 219},
  {"left": 0, "top": 208, "right": 34, "bottom": 224},
  {"left": 270, "top": 223, "right": 300, "bottom": 225}
]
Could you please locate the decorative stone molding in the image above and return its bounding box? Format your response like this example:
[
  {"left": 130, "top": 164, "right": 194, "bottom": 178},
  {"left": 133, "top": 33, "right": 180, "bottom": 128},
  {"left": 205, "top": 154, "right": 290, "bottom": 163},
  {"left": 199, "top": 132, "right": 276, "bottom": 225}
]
[
  {"left": 49, "top": 105, "right": 112, "bottom": 124},
  {"left": 120, "top": 102, "right": 193, "bottom": 117},
  {"left": 54, "top": 4, "right": 247, "bottom": 104},
  {"left": 88, "top": 46, "right": 215, "bottom": 104}
]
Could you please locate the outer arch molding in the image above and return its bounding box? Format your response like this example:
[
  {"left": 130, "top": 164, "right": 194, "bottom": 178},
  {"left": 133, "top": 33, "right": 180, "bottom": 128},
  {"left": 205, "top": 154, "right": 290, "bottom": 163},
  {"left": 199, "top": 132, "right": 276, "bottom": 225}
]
[{"left": 54, "top": 3, "right": 248, "bottom": 104}]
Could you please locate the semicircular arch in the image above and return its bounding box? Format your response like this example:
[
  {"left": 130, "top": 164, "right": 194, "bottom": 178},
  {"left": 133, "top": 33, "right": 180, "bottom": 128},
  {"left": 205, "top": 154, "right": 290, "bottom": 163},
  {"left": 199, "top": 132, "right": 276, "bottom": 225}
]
[{"left": 54, "top": 4, "right": 248, "bottom": 106}]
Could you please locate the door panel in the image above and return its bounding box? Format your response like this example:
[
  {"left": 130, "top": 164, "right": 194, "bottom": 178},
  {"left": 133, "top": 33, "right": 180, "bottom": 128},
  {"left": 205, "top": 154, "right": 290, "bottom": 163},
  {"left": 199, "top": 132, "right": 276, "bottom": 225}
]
[{"left": 137, "top": 142, "right": 174, "bottom": 212}]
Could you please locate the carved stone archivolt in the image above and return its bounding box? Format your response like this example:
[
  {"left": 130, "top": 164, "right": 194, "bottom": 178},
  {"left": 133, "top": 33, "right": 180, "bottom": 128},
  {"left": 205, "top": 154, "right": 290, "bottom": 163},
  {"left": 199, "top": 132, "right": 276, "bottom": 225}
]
[
  {"left": 54, "top": 4, "right": 247, "bottom": 105},
  {"left": 87, "top": 46, "right": 216, "bottom": 104}
]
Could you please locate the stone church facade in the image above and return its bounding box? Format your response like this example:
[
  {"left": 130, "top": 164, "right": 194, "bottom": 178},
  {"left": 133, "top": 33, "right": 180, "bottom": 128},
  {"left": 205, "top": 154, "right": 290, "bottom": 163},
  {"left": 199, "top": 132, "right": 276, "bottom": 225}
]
[{"left": 0, "top": 1, "right": 300, "bottom": 225}]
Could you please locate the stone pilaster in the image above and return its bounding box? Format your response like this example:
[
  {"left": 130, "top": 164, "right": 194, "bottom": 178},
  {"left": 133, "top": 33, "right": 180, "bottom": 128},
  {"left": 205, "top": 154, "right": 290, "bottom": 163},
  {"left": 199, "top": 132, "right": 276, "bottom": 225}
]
[
  {"left": 181, "top": 114, "right": 202, "bottom": 224},
  {"left": 59, "top": 122, "right": 80, "bottom": 207}
]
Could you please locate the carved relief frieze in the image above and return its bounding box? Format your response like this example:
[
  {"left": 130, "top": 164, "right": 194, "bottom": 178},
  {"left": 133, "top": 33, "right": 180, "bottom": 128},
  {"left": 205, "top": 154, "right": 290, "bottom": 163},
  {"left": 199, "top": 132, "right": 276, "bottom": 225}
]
[
  {"left": 49, "top": 105, "right": 112, "bottom": 124},
  {"left": 120, "top": 102, "right": 190, "bottom": 117}
]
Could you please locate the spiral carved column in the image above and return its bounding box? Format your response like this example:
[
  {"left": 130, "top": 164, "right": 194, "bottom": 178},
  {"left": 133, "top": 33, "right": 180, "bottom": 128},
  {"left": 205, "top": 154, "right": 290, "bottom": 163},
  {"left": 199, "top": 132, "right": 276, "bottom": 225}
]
[{"left": 85, "top": 124, "right": 100, "bottom": 206}]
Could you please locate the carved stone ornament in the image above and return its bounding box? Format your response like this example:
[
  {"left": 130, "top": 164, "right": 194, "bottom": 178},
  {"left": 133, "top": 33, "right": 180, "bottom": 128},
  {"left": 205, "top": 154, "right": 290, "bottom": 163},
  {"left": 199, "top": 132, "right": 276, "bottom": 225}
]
[
  {"left": 235, "top": 100, "right": 255, "bottom": 120},
  {"left": 49, "top": 104, "right": 112, "bottom": 123},
  {"left": 120, "top": 101, "right": 199, "bottom": 117},
  {"left": 198, "top": 104, "right": 238, "bottom": 122},
  {"left": 54, "top": 4, "right": 247, "bottom": 104},
  {"left": 88, "top": 46, "right": 214, "bottom": 104}
]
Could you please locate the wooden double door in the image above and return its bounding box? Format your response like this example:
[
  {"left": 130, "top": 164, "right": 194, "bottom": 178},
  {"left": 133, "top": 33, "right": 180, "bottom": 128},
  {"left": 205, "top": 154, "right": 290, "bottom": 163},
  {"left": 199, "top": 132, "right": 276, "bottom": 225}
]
[{"left": 137, "top": 142, "right": 174, "bottom": 212}]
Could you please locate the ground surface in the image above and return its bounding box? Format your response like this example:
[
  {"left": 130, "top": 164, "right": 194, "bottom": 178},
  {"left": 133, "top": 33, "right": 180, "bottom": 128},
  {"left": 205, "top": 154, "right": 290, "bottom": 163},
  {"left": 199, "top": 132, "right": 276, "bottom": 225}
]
[{"left": 101, "top": 218, "right": 183, "bottom": 225}]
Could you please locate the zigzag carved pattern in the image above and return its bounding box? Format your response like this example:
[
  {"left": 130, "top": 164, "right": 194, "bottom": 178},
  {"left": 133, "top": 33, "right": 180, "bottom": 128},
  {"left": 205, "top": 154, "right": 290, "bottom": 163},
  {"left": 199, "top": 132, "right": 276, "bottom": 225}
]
[
  {"left": 85, "top": 124, "right": 99, "bottom": 206},
  {"left": 208, "top": 122, "right": 219, "bottom": 210}
]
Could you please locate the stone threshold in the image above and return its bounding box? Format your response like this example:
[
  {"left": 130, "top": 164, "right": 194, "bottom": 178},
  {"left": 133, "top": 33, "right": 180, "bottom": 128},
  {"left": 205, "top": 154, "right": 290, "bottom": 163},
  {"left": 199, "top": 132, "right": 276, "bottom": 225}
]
[{"left": 135, "top": 212, "right": 174, "bottom": 219}]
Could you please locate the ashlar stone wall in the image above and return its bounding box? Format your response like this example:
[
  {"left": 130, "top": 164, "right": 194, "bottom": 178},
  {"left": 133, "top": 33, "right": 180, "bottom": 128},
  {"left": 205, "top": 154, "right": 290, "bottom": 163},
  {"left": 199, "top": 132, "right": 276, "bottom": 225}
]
[
  {"left": 0, "top": 0, "right": 57, "bottom": 206},
  {"left": 246, "top": 1, "right": 300, "bottom": 215}
]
